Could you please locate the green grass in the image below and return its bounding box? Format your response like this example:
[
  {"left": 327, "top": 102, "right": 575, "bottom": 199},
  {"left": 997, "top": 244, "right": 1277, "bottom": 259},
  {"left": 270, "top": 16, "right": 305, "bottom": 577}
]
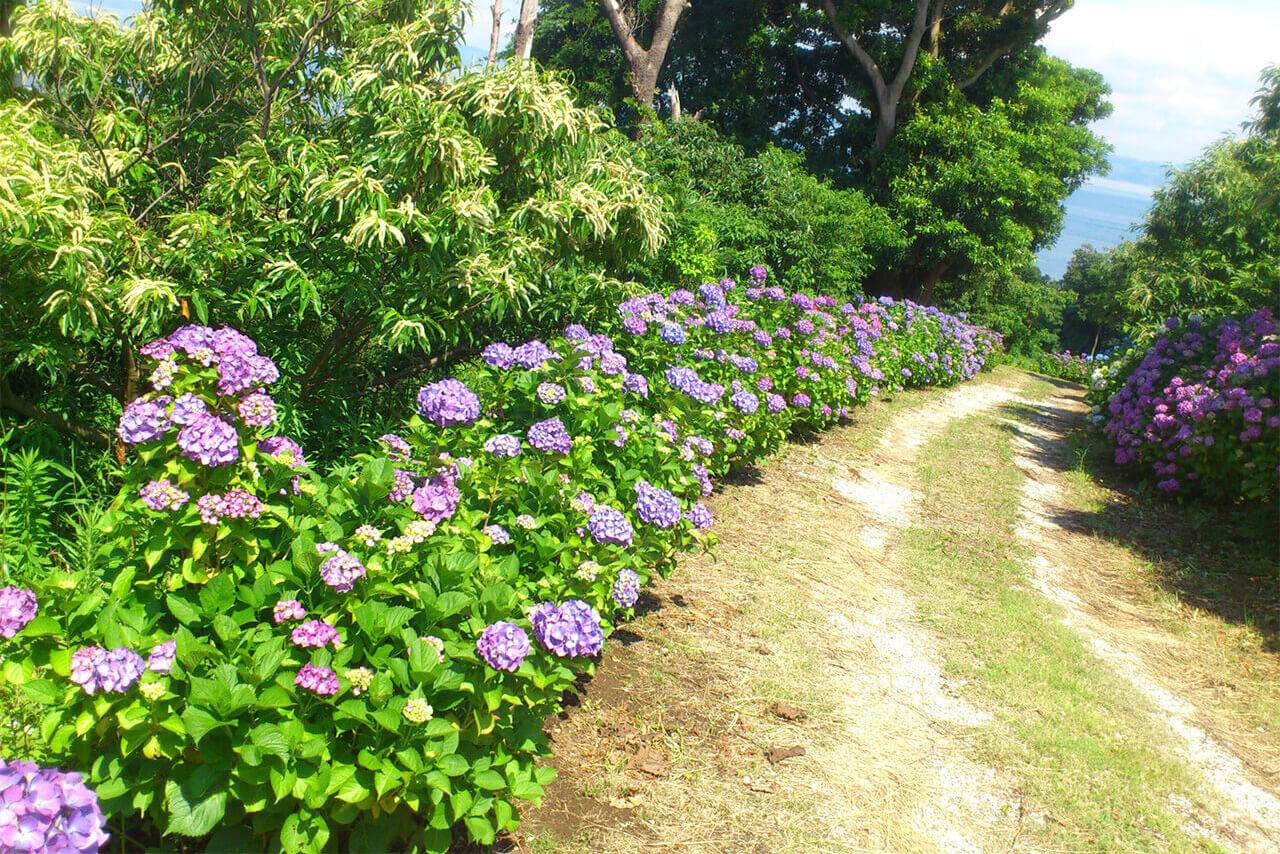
[{"left": 899, "top": 381, "right": 1224, "bottom": 853}]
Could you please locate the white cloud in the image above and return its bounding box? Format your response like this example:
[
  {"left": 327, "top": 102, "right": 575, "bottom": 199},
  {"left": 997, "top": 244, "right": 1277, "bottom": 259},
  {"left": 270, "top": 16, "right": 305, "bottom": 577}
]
[{"left": 1042, "top": 0, "right": 1279, "bottom": 164}]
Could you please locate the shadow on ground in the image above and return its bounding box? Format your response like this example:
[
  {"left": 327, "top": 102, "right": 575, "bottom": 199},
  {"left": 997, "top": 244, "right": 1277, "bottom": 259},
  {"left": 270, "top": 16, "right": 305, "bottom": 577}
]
[{"left": 996, "top": 397, "right": 1280, "bottom": 653}]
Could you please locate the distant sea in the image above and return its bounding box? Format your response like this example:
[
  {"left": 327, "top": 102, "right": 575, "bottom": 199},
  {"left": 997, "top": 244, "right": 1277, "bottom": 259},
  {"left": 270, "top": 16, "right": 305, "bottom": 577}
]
[{"left": 1036, "top": 155, "right": 1172, "bottom": 280}]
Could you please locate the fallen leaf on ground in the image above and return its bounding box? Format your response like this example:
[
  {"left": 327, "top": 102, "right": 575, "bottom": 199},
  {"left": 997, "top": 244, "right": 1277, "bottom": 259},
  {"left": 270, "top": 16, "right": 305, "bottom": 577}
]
[
  {"left": 627, "top": 746, "right": 671, "bottom": 777},
  {"left": 767, "top": 702, "right": 806, "bottom": 721},
  {"left": 766, "top": 745, "right": 806, "bottom": 764}
]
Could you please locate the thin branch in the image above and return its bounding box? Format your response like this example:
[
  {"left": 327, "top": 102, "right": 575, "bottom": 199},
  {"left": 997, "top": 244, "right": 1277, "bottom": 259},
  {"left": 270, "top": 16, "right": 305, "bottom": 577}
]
[
  {"left": 0, "top": 377, "right": 112, "bottom": 448},
  {"left": 955, "top": 0, "right": 1071, "bottom": 90}
]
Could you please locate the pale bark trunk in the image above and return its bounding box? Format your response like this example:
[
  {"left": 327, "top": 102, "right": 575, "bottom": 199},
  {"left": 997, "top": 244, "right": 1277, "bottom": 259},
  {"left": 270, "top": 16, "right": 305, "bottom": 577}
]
[
  {"left": 487, "top": 0, "right": 504, "bottom": 66},
  {"left": 512, "top": 0, "right": 538, "bottom": 61},
  {"left": 598, "top": 0, "right": 689, "bottom": 119}
]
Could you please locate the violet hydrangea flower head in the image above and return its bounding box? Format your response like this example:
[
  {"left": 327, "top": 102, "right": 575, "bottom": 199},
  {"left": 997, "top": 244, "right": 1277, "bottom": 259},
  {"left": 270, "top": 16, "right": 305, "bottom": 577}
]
[
  {"left": 177, "top": 413, "right": 240, "bottom": 467},
  {"left": 634, "top": 480, "right": 681, "bottom": 529},
  {"left": 292, "top": 620, "right": 339, "bottom": 648},
  {"left": 512, "top": 340, "right": 560, "bottom": 369},
  {"left": 686, "top": 503, "right": 713, "bottom": 529},
  {"left": 659, "top": 323, "right": 686, "bottom": 345},
  {"left": 139, "top": 480, "right": 189, "bottom": 512},
  {"left": 319, "top": 546, "right": 366, "bottom": 592},
  {"left": 147, "top": 640, "right": 176, "bottom": 674},
  {"left": 528, "top": 417, "right": 573, "bottom": 454},
  {"left": 749, "top": 264, "right": 767, "bottom": 282},
  {"left": 483, "top": 342, "right": 516, "bottom": 369},
  {"left": 537, "top": 382, "right": 567, "bottom": 405},
  {"left": 417, "top": 378, "right": 481, "bottom": 428},
  {"left": 168, "top": 393, "right": 207, "bottom": 426},
  {"left": 117, "top": 398, "right": 170, "bottom": 445},
  {"left": 484, "top": 433, "right": 523, "bottom": 458},
  {"left": 0, "top": 586, "right": 37, "bottom": 638},
  {"left": 295, "top": 663, "right": 339, "bottom": 695},
  {"left": 411, "top": 472, "right": 460, "bottom": 523},
  {"left": 564, "top": 323, "right": 590, "bottom": 340},
  {"left": 600, "top": 352, "right": 628, "bottom": 376},
  {"left": 237, "top": 392, "right": 277, "bottom": 427},
  {"left": 622, "top": 316, "right": 648, "bottom": 335},
  {"left": 612, "top": 569, "right": 641, "bottom": 608},
  {"left": 477, "top": 621, "right": 531, "bottom": 672},
  {"left": 483, "top": 524, "right": 511, "bottom": 545},
  {"left": 766, "top": 394, "right": 786, "bottom": 413},
  {"left": 0, "top": 760, "right": 110, "bottom": 854},
  {"left": 390, "top": 469, "right": 415, "bottom": 502},
  {"left": 380, "top": 433, "right": 413, "bottom": 461},
  {"left": 258, "top": 435, "right": 306, "bottom": 469},
  {"left": 792, "top": 393, "right": 811, "bottom": 408},
  {"left": 530, "top": 600, "right": 604, "bottom": 658},
  {"left": 730, "top": 390, "right": 759, "bottom": 414},
  {"left": 273, "top": 600, "right": 305, "bottom": 623},
  {"left": 623, "top": 372, "right": 649, "bottom": 397},
  {"left": 588, "top": 507, "right": 634, "bottom": 545},
  {"left": 70, "top": 646, "right": 145, "bottom": 695}
]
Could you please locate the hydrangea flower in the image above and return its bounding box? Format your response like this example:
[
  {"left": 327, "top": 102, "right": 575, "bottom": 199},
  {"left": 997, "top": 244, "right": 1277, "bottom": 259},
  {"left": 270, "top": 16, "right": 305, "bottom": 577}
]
[
  {"left": 483, "top": 342, "right": 516, "bottom": 369},
  {"left": 575, "top": 560, "right": 601, "bottom": 582},
  {"left": 731, "top": 390, "right": 759, "bottom": 414},
  {"left": 177, "top": 412, "right": 239, "bottom": 466},
  {"left": 411, "top": 472, "right": 460, "bottom": 523},
  {"left": 766, "top": 394, "right": 786, "bottom": 413},
  {"left": 623, "top": 373, "right": 649, "bottom": 397},
  {"left": 423, "top": 635, "right": 446, "bottom": 662},
  {"left": 515, "top": 514, "right": 537, "bottom": 529},
  {"left": 147, "top": 640, "right": 176, "bottom": 674},
  {"left": 69, "top": 646, "right": 145, "bottom": 695},
  {"left": 139, "top": 479, "right": 189, "bottom": 512},
  {"left": 238, "top": 392, "right": 277, "bottom": 427},
  {"left": 588, "top": 507, "right": 633, "bottom": 545},
  {"left": 258, "top": 435, "right": 306, "bottom": 469},
  {"left": 150, "top": 359, "right": 177, "bottom": 391},
  {"left": 484, "top": 524, "right": 511, "bottom": 544},
  {"left": 291, "top": 620, "right": 339, "bottom": 648},
  {"left": 482, "top": 433, "right": 522, "bottom": 458},
  {"left": 659, "top": 323, "right": 686, "bottom": 345},
  {"left": 273, "top": 600, "right": 305, "bottom": 623},
  {"left": 0, "top": 586, "right": 37, "bottom": 638},
  {"left": 354, "top": 525, "right": 381, "bottom": 547},
  {"left": 793, "top": 393, "right": 811, "bottom": 408},
  {"left": 404, "top": 698, "right": 434, "bottom": 724},
  {"left": 346, "top": 668, "right": 373, "bottom": 696},
  {"left": 167, "top": 393, "right": 207, "bottom": 426},
  {"left": 530, "top": 600, "right": 604, "bottom": 658},
  {"left": 295, "top": 663, "right": 339, "bottom": 695},
  {"left": 0, "top": 760, "right": 110, "bottom": 854},
  {"left": 564, "top": 323, "right": 590, "bottom": 340},
  {"left": 528, "top": 417, "right": 572, "bottom": 454},
  {"left": 379, "top": 433, "right": 413, "bottom": 462},
  {"left": 612, "top": 569, "right": 640, "bottom": 608},
  {"left": 537, "top": 382, "right": 567, "bottom": 405},
  {"left": 512, "top": 340, "right": 560, "bottom": 369},
  {"left": 417, "top": 379, "right": 481, "bottom": 428},
  {"left": 477, "top": 621, "right": 531, "bottom": 671},
  {"left": 634, "top": 480, "right": 681, "bottom": 528},
  {"left": 319, "top": 545, "right": 366, "bottom": 592},
  {"left": 390, "top": 469, "right": 415, "bottom": 502},
  {"left": 622, "top": 316, "right": 648, "bottom": 335},
  {"left": 117, "top": 398, "right": 170, "bottom": 445},
  {"left": 686, "top": 503, "right": 713, "bottom": 529},
  {"left": 196, "top": 489, "right": 264, "bottom": 525},
  {"left": 600, "top": 352, "right": 628, "bottom": 376}
]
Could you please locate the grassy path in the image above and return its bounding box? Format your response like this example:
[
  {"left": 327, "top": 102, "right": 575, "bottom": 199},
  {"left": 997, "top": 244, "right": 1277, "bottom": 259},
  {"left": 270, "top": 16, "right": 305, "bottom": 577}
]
[{"left": 508, "top": 369, "right": 1279, "bottom": 854}]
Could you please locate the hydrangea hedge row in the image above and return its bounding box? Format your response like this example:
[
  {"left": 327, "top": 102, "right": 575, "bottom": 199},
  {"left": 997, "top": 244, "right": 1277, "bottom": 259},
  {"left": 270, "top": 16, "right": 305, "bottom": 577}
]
[
  {"left": 1089, "top": 309, "right": 1279, "bottom": 500},
  {"left": 1033, "top": 350, "right": 1093, "bottom": 384},
  {"left": 1, "top": 268, "right": 999, "bottom": 853}
]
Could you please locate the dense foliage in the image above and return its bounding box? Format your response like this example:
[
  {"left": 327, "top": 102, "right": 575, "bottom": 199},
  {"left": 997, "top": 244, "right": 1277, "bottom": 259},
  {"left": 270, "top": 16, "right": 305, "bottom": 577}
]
[
  {"left": 1, "top": 270, "right": 999, "bottom": 852},
  {"left": 1034, "top": 350, "right": 1092, "bottom": 384},
  {"left": 1090, "top": 311, "right": 1279, "bottom": 501}
]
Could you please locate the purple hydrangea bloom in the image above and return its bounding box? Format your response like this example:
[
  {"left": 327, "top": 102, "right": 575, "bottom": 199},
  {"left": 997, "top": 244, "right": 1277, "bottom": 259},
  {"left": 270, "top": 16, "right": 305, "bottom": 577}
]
[
  {"left": 291, "top": 620, "right": 339, "bottom": 648},
  {"left": 666, "top": 365, "right": 701, "bottom": 393},
  {"left": 0, "top": 760, "right": 110, "bottom": 854},
  {"left": 168, "top": 393, "right": 207, "bottom": 426},
  {"left": 273, "top": 600, "right": 305, "bottom": 623},
  {"left": 528, "top": 417, "right": 573, "bottom": 454},
  {"left": 600, "top": 352, "right": 628, "bottom": 376},
  {"left": 749, "top": 264, "right": 767, "bottom": 282},
  {"left": 634, "top": 480, "right": 681, "bottom": 528},
  {"left": 537, "top": 382, "right": 567, "bottom": 405},
  {"left": 705, "top": 309, "right": 736, "bottom": 334},
  {"left": 659, "top": 323, "right": 686, "bottom": 345},
  {"left": 766, "top": 394, "right": 786, "bottom": 413},
  {"left": 258, "top": 435, "right": 306, "bottom": 469},
  {"left": 117, "top": 398, "right": 170, "bottom": 445},
  {"left": 793, "top": 393, "right": 811, "bottom": 408},
  {"left": 692, "top": 464, "right": 713, "bottom": 497},
  {"left": 730, "top": 390, "right": 759, "bottom": 414},
  {"left": 622, "top": 316, "right": 648, "bottom": 335},
  {"left": 177, "top": 413, "right": 239, "bottom": 467},
  {"left": 484, "top": 433, "right": 523, "bottom": 457},
  {"left": 70, "top": 646, "right": 144, "bottom": 695},
  {"left": 477, "top": 621, "right": 531, "bottom": 672},
  {"left": 411, "top": 472, "right": 460, "bottom": 523},
  {"left": 483, "top": 342, "right": 516, "bottom": 369},
  {"left": 147, "top": 640, "right": 176, "bottom": 674},
  {"left": 390, "top": 469, "right": 416, "bottom": 502},
  {"left": 698, "top": 282, "right": 728, "bottom": 309},
  {"left": 237, "top": 392, "right": 277, "bottom": 427},
  {"left": 380, "top": 433, "right": 413, "bottom": 461},
  {"left": 513, "top": 340, "right": 560, "bottom": 369},
  {"left": 417, "top": 379, "right": 481, "bottom": 428},
  {"left": 295, "top": 663, "right": 339, "bottom": 695},
  {"left": 0, "top": 586, "right": 38, "bottom": 638},
  {"left": 686, "top": 503, "right": 713, "bottom": 529},
  {"left": 138, "top": 480, "right": 189, "bottom": 512},
  {"left": 588, "top": 507, "right": 634, "bottom": 546},
  {"left": 320, "top": 546, "right": 366, "bottom": 592},
  {"left": 623, "top": 373, "right": 649, "bottom": 397},
  {"left": 483, "top": 524, "right": 510, "bottom": 545},
  {"left": 564, "top": 323, "right": 590, "bottom": 340},
  {"left": 530, "top": 600, "right": 604, "bottom": 658},
  {"left": 612, "top": 569, "right": 641, "bottom": 608}
]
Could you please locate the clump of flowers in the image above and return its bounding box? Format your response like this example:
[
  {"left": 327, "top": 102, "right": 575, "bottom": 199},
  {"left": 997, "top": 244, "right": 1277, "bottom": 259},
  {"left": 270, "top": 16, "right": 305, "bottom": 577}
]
[
  {"left": 530, "top": 600, "right": 604, "bottom": 658},
  {"left": 527, "top": 417, "right": 573, "bottom": 454},
  {"left": 411, "top": 472, "right": 460, "bottom": 523},
  {"left": 196, "top": 489, "right": 264, "bottom": 525},
  {"left": 346, "top": 668, "right": 373, "bottom": 696},
  {"left": 237, "top": 392, "right": 277, "bottom": 427},
  {"left": 138, "top": 479, "right": 189, "bottom": 511},
  {"left": 477, "top": 622, "right": 531, "bottom": 672},
  {"left": 318, "top": 544, "right": 366, "bottom": 592},
  {"left": 634, "top": 480, "right": 681, "bottom": 529},
  {"left": 295, "top": 663, "right": 340, "bottom": 695},
  {"left": 0, "top": 760, "right": 110, "bottom": 854},
  {"left": 588, "top": 507, "right": 633, "bottom": 545},
  {"left": 612, "top": 569, "right": 640, "bottom": 608},
  {"left": 291, "top": 620, "right": 340, "bottom": 648},
  {"left": 69, "top": 646, "right": 145, "bottom": 695},
  {"left": 273, "top": 600, "right": 305, "bottom": 623},
  {"left": 403, "top": 697, "right": 434, "bottom": 724},
  {"left": 537, "top": 382, "right": 567, "bottom": 405},
  {"left": 147, "top": 640, "right": 176, "bottom": 674},
  {"left": 417, "top": 378, "right": 481, "bottom": 428},
  {"left": 484, "top": 524, "right": 511, "bottom": 545},
  {"left": 0, "top": 586, "right": 38, "bottom": 638}
]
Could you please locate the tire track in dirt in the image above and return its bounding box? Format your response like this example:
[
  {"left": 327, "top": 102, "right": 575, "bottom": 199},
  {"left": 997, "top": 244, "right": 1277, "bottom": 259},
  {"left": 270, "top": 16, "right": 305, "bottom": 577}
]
[{"left": 1004, "top": 383, "right": 1280, "bottom": 854}]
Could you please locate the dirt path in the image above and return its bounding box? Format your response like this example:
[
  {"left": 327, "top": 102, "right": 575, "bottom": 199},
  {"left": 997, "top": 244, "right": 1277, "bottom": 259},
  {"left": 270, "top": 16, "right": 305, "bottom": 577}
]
[{"left": 510, "top": 370, "right": 1280, "bottom": 854}]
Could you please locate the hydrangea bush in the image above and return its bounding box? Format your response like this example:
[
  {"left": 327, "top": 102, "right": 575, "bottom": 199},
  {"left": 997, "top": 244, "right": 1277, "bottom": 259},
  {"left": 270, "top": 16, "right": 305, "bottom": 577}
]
[
  {"left": 1, "top": 268, "right": 998, "bottom": 852},
  {"left": 1091, "top": 310, "right": 1279, "bottom": 500},
  {"left": 1034, "top": 350, "right": 1093, "bottom": 383}
]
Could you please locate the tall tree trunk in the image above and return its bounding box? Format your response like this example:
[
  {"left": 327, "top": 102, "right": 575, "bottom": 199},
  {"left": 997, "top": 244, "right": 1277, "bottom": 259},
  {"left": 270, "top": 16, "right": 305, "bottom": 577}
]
[
  {"left": 667, "top": 84, "right": 681, "bottom": 121},
  {"left": 487, "top": 0, "right": 504, "bottom": 66},
  {"left": 820, "top": 0, "right": 933, "bottom": 171},
  {"left": 512, "top": 0, "right": 538, "bottom": 61},
  {"left": 598, "top": 0, "right": 689, "bottom": 124}
]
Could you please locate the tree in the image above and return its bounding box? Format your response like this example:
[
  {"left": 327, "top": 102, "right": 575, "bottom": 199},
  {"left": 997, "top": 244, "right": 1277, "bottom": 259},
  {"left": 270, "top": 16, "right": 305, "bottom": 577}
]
[
  {"left": 0, "top": 0, "right": 666, "bottom": 463},
  {"left": 1058, "top": 244, "right": 1130, "bottom": 354},
  {"left": 487, "top": 0, "right": 504, "bottom": 65},
  {"left": 512, "top": 0, "right": 539, "bottom": 59},
  {"left": 596, "top": 0, "right": 689, "bottom": 123}
]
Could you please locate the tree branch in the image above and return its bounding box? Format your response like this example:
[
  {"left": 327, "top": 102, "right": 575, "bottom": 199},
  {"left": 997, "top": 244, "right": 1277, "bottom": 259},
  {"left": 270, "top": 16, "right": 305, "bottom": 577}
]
[
  {"left": 0, "top": 377, "right": 112, "bottom": 448},
  {"left": 955, "top": 0, "right": 1071, "bottom": 90},
  {"left": 819, "top": 0, "right": 888, "bottom": 105}
]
